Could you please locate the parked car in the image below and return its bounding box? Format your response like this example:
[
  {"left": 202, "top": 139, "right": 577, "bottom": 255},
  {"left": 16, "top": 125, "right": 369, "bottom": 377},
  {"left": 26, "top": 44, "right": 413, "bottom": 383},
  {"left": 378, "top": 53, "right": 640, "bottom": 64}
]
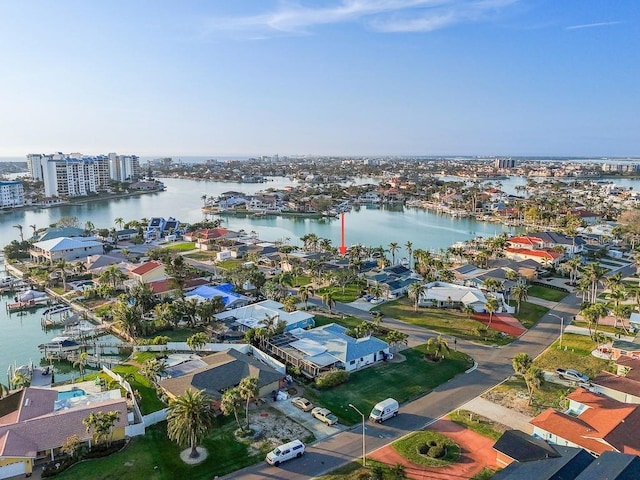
[
  {"left": 370, "top": 297, "right": 384, "bottom": 304},
  {"left": 311, "top": 407, "right": 338, "bottom": 426},
  {"left": 291, "top": 396, "right": 314, "bottom": 412},
  {"left": 556, "top": 368, "right": 589, "bottom": 384},
  {"left": 265, "top": 439, "right": 305, "bottom": 466}
]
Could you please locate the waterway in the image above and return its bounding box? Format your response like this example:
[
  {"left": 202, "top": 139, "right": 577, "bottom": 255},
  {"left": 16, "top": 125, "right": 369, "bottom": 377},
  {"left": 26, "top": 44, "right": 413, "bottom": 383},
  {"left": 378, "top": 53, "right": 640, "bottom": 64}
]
[{"left": 0, "top": 176, "right": 520, "bottom": 379}]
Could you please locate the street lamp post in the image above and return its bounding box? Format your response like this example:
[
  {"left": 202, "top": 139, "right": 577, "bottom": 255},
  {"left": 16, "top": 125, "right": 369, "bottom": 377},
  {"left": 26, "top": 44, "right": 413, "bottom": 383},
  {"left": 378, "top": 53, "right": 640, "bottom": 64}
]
[
  {"left": 549, "top": 313, "right": 564, "bottom": 348},
  {"left": 348, "top": 403, "right": 366, "bottom": 466}
]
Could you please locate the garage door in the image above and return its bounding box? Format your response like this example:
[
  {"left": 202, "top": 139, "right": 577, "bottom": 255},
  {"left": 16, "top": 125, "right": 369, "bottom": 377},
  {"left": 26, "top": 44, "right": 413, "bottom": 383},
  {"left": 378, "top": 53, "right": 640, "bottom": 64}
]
[{"left": 0, "top": 461, "right": 26, "bottom": 479}]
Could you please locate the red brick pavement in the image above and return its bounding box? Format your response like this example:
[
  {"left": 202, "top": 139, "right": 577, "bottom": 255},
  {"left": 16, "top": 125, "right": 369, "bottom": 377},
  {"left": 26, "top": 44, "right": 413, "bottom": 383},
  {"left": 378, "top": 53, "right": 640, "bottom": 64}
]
[{"left": 368, "top": 419, "right": 497, "bottom": 480}]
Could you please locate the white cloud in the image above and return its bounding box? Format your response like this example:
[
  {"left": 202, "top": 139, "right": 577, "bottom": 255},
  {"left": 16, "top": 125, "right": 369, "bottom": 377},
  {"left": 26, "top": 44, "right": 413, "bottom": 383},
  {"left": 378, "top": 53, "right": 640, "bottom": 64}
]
[
  {"left": 565, "top": 21, "right": 622, "bottom": 31},
  {"left": 203, "top": 0, "right": 518, "bottom": 37}
]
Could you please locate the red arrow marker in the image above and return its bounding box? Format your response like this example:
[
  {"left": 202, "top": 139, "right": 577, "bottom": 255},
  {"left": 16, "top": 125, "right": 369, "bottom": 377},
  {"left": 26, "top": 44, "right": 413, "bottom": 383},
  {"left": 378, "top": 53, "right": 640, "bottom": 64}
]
[{"left": 339, "top": 212, "right": 347, "bottom": 255}]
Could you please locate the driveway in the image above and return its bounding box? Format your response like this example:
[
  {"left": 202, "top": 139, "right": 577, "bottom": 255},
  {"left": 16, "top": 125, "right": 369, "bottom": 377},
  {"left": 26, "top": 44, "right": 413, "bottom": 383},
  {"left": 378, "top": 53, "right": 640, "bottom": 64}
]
[{"left": 270, "top": 396, "right": 344, "bottom": 440}]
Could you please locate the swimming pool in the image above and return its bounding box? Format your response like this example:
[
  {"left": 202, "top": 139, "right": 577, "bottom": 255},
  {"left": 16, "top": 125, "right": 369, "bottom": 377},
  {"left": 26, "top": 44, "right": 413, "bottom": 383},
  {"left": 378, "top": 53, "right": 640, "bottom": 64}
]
[{"left": 57, "top": 388, "right": 86, "bottom": 401}]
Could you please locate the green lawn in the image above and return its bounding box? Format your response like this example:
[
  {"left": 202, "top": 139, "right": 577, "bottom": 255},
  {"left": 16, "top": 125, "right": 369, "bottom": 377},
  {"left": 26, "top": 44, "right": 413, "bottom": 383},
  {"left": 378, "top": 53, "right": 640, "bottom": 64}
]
[
  {"left": 106, "top": 364, "right": 166, "bottom": 414},
  {"left": 527, "top": 285, "right": 568, "bottom": 302},
  {"left": 161, "top": 242, "right": 196, "bottom": 251},
  {"left": 313, "top": 314, "right": 378, "bottom": 332},
  {"left": 377, "top": 298, "right": 513, "bottom": 345},
  {"left": 291, "top": 275, "right": 311, "bottom": 287},
  {"left": 533, "top": 333, "right": 612, "bottom": 378},
  {"left": 56, "top": 420, "right": 267, "bottom": 480},
  {"left": 512, "top": 301, "right": 549, "bottom": 329},
  {"left": 304, "top": 344, "right": 473, "bottom": 425},
  {"left": 315, "top": 284, "right": 363, "bottom": 303},
  {"left": 448, "top": 410, "right": 507, "bottom": 441},
  {"left": 216, "top": 259, "right": 244, "bottom": 270},
  {"left": 392, "top": 430, "right": 460, "bottom": 467},
  {"left": 184, "top": 251, "right": 217, "bottom": 261}
]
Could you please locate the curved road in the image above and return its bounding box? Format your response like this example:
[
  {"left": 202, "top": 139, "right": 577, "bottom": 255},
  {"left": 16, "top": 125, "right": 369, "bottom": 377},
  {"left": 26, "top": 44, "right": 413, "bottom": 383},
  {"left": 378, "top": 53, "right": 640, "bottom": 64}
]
[{"left": 222, "top": 284, "right": 586, "bottom": 480}]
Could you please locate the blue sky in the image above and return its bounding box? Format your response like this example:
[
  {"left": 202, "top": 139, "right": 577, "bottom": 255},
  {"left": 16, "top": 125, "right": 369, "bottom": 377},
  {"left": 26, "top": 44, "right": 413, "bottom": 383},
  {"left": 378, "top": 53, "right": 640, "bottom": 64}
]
[{"left": 0, "top": 1, "right": 638, "bottom": 157}]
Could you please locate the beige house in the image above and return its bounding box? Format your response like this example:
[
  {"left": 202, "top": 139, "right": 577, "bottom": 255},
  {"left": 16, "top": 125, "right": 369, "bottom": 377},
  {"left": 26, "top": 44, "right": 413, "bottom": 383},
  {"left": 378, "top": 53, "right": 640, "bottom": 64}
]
[
  {"left": 129, "top": 260, "right": 166, "bottom": 283},
  {"left": 29, "top": 237, "right": 104, "bottom": 264}
]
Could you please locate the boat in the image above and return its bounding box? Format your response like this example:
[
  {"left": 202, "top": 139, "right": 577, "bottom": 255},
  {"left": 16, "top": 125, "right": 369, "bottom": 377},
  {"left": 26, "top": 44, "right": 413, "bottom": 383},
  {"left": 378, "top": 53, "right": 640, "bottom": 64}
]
[
  {"left": 38, "top": 336, "right": 81, "bottom": 353},
  {"left": 0, "top": 276, "right": 14, "bottom": 288},
  {"left": 41, "top": 304, "right": 72, "bottom": 317}
]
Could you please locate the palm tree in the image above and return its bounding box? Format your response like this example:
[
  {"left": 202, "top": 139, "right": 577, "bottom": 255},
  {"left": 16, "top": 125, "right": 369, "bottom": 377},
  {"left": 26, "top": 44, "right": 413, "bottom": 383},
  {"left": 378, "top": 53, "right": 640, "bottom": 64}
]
[
  {"left": 238, "top": 377, "right": 259, "bottom": 429},
  {"left": 407, "top": 282, "right": 422, "bottom": 311},
  {"left": 524, "top": 367, "right": 544, "bottom": 406},
  {"left": 298, "top": 285, "right": 314, "bottom": 309},
  {"left": 485, "top": 297, "right": 499, "bottom": 328},
  {"left": 511, "top": 283, "right": 529, "bottom": 313},
  {"left": 73, "top": 351, "right": 89, "bottom": 379},
  {"left": 13, "top": 224, "right": 23, "bottom": 242},
  {"left": 385, "top": 329, "right": 409, "bottom": 353},
  {"left": 322, "top": 291, "right": 335, "bottom": 312},
  {"left": 186, "top": 332, "right": 208, "bottom": 351},
  {"left": 114, "top": 217, "right": 125, "bottom": 230},
  {"left": 167, "top": 389, "right": 216, "bottom": 459},
  {"left": 405, "top": 241, "right": 413, "bottom": 270},
  {"left": 113, "top": 300, "right": 143, "bottom": 339},
  {"left": 581, "top": 263, "right": 607, "bottom": 303},
  {"left": 29, "top": 224, "right": 37, "bottom": 238},
  {"left": 462, "top": 304, "right": 475, "bottom": 318},
  {"left": 100, "top": 264, "right": 127, "bottom": 290},
  {"left": 220, "top": 387, "right": 243, "bottom": 429},
  {"left": 142, "top": 358, "right": 167, "bottom": 383},
  {"left": 83, "top": 410, "right": 121, "bottom": 447},
  {"left": 55, "top": 258, "right": 69, "bottom": 291},
  {"left": 388, "top": 242, "right": 399, "bottom": 265},
  {"left": 427, "top": 335, "right": 450, "bottom": 360},
  {"left": 512, "top": 353, "right": 533, "bottom": 376}
]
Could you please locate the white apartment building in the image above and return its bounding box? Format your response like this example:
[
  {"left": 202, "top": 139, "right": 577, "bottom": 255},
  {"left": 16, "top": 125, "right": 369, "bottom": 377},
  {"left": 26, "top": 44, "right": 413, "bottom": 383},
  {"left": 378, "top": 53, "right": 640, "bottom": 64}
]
[
  {"left": 108, "top": 152, "right": 141, "bottom": 182},
  {"left": 42, "top": 155, "right": 110, "bottom": 198},
  {"left": 29, "top": 152, "right": 139, "bottom": 198},
  {"left": 0, "top": 181, "right": 25, "bottom": 208}
]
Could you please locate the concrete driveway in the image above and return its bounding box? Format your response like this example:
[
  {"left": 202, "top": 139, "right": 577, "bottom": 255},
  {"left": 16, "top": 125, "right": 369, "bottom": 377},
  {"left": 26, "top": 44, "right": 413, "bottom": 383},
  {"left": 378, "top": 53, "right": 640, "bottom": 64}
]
[{"left": 270, "top": 397, "right": 344, "bottom": 440}]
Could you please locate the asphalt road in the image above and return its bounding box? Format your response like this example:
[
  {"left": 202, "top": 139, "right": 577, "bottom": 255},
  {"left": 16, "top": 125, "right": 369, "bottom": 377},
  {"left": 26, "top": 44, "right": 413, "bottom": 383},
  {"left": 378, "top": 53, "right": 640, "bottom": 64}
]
[{"left": 222, "top": 289, "right": 585, "bottom": 480}]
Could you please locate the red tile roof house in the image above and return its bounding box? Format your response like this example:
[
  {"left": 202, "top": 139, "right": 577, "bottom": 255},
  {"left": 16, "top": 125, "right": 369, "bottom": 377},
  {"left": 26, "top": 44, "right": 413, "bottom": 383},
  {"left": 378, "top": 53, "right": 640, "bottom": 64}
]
[
  {"left": 129, "top": 260, "right": 166, "bottom": 284},
  {"left": 0, "top": 387, "right": 128, "bottom": 478},
  {"left": 183, "top": 228, "right": 238, "bottom": 250},
  {"left": 591, "top": 357, "right": 640, "bottom": 405},
  {"left": 530, "top": 388, "right": 640, "bottom": 457}
]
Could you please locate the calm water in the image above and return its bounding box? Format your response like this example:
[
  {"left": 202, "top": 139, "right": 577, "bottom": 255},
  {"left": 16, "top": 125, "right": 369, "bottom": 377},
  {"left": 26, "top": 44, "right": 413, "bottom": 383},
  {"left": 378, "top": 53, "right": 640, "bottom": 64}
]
[{"left": 0, "top": 176, "right": 515, "bottom": 376}]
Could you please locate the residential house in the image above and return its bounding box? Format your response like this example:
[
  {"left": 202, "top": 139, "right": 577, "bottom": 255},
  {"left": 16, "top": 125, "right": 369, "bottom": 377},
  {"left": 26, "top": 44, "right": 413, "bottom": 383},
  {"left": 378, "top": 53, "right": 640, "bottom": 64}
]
[
  {"left": 492, "top": 446, "right": 597, "bottom": 480},
  {"left": 159, "top": 349, "right": 282, "bottom": 409},
  {"left": 263, "top": 323, "right": 391, "bottom": 377},
  {"left": 29, "top": 237, "right": 104, "bottom": 263},
  {"left": 493, "top": 430, "right": 561, "bottom": 468},
  {"left": 184, "top": 283, "right": 250, "bottom": 310},
  {"left": 418, "top": 281, "right": 488, "bottom": 312},
  {"left": 530, "top": 388, "right": 640, "bottom": 456},
  {"left": 34, "top": 227, "right": 85, "bottom": 242},
  {"left": 611, "top": 333, "right": 640, "bottom": 361},
  {"left": 183, "top": 228, "right": 237, "bottom": 250},
  {"left": 504, "top": 246, "right": 562, "bottom": 267},
  {"left": 145, "top": 216, "right": 182, "bottom": 240},
  {"left": 0, "top": 387, "right": 128, "bottom": 479},
  {"left": 214, "top": 300, "right": 315, "bottom": 332},
  {"left": 129, "top": 260, "right": 166, "bottom": 284},
  {"left": 590, "top": 357, "right": 640, "bottom": 404},
  {"left": 357, "top": 191, "right": 381, "bottom": 204},
  {"left": 145, "top": 277, "right": 209, "bottom": 298},
  {"left": 507, "top": 232, "right": 585, "bottom": 257}
]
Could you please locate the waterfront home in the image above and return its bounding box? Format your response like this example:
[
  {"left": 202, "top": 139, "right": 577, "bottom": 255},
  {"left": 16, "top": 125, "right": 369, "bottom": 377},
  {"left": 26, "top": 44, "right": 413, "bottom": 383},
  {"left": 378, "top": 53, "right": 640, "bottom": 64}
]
[
  {"left": 159, "top": 349, "right": 282, "bottom": 409},
  {"left": 0, "top": 387, "right": 128, "bottom": 478},
  {"left": 357, "top": 190, "right": 381, "bottom": 204},
  {"left": 84, "top": 253, "right": 129, "bottom": 274},
  {"left": 184, "top": 283, "right": 250, "bottom": 309},
  {"left": 262, "top": 323, "right": 391, "bottom": 378},
  {"left": 214, "top": 300, "right": 315, "bottom": 333},
  {"left": 145, "top": 216, "right": 182, "bottom": 240},
  {"left": 507, "top": 232, "right": 585, "bottom": 257},
  {"left": 530, "top": 388, "right": 640, "bottom": 456},
  {"left": 503, "top": 246, "right": 562, "bottom": 267},
  {"left": 29, "top": 237, "right": 104, "bottom": 263},
  {"left": 183, "top": 227, "right": 238, "bottom": 250},
  {"left": 33, "top": 226, "right": 85, "bottom": 242},
  {"left": 418, "top": 281, "right": 488, "bottom": 312},
  {"left": 145, "top": 277, "right": 209, "bottom": 298},
  {"left": 363, "top": 264, "right": 420, "bottom": 297}
]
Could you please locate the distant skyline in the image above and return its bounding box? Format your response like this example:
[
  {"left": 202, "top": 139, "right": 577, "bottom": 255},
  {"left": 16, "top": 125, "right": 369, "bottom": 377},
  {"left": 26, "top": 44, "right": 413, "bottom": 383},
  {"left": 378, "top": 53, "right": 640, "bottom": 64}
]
[{"left": 0, "top": 1, "right": 638, "bottom": 158}]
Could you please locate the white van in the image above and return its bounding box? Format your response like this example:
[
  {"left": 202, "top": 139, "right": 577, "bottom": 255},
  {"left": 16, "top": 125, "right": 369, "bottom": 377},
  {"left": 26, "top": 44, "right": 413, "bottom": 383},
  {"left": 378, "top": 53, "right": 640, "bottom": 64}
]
[
  {"left": 369, "top": 398, "right": 399, "bottom": 423},
  {"left": 265, "top": 439, "right": 305, "bottom": 466}
]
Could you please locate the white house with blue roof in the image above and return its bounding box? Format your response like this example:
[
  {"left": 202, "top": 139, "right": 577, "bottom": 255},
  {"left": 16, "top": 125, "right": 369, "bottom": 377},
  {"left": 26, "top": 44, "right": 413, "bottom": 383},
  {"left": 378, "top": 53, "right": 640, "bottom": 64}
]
[
  {"left": 280, "top": 323, "right": 390, "bottom": 376},
  {"left": 214, "top": 300, "right": 315, "bottom": 332},
  {"left": 185, "top": 283, "right": 250, "bottom": 310}
]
